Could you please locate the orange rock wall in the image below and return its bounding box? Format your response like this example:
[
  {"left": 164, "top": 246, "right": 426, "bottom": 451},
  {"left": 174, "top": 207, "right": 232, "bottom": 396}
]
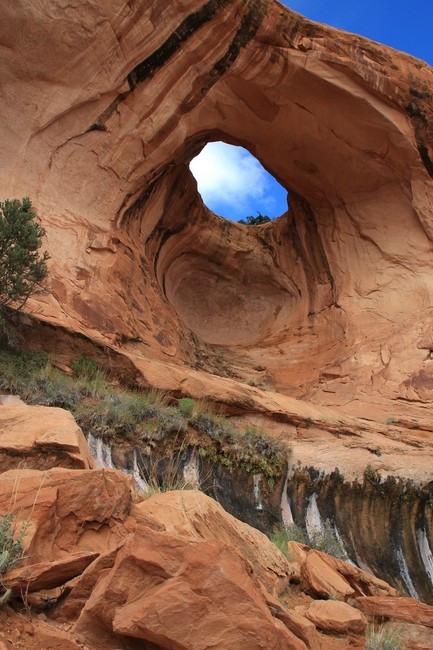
[{"left": 1, "top": 0, "right": 433, "bottom": 410}]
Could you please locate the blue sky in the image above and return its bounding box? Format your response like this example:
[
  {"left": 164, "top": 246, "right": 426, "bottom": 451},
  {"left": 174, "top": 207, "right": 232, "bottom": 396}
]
[
  {"left": 284, "top": 0, "right": 433, "bottom": 66},
  {"left": 191, "top": 1, "right": 433, "bottom": 222}
]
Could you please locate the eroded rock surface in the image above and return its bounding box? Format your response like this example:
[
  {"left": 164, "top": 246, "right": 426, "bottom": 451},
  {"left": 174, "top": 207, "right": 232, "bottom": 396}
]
[
  {"left": 0, "top": 0, "right": 432, "bottom": 420},
  {"left": 1, "top": 1, "right": 433, "bottom": 644},
  {"left": 0, "top": 403, "right": 94, "bottom": 471},
  {"left": 133, "top": 489, "right": 293, "bottom": 595}
]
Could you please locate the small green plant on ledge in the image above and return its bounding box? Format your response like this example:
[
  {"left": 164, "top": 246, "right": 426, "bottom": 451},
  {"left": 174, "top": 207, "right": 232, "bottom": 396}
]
[
  {"left": 177, "top": 397, "right": 195, "bottom": 417},
  {"left": 364, "top": 464, "right": 381, "bottom": 485},
  {"left": 71, "top": 353, "right": 100, "bottom": 380},
  {"left": 269, "top": 520, "right": 347, "bottom": 561},
  {"left": 0, "top": 514, "right": 28, "bottom": 605}
]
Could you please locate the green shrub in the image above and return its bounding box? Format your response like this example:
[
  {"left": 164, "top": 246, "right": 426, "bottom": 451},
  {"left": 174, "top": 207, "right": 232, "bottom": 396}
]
[
  {"left": 366, "top": 624, "right": 404, "bottom": 650},
  {"left": 364, "top": 464, "right": 381, "bottom": 485},
  {"left": 0, "top": 348, "right": 48, "bottom": 378},
  {"left": 269, "top": 523, "right": 308, "bottom": 558},
  {"left": 269, "top": 520, "right": 347, "bottom": 560},
  {"left": 238, "top": 212, "right": 271, "bottom": 226},
  {"left": 178, "top": 397, "right": 195, "bottom": 417},
  {"left": 310, "top": 519, "right": 348, "bottom": 560},
  {"left": 71, "top": 353, "right": 99, "bottom": 380},
  {"left": 0, "top": 513, "right": 28, "bottom": 604},
  {"left": 269, "top": 524, "right": 307, "bottom": 558},
  {"left": 189, "top": 408, "right": 235, "bottom": 443}
]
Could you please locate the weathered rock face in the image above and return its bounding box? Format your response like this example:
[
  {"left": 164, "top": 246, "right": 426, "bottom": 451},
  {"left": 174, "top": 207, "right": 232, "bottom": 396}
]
[
  {"left": 0, "top": 402, "right": 94, "bottom": 470},
  {"left": 2, "top": 0, "right": 433, "bottom": 634},
  {"left": 1, "top": 0, "right": 433, "bottom": 417},
  {"left": 0, "top": 467, "right": 134, "bottom": 562},
  {"left": 1, "top": 416, "right": 433, "bottom": 650}
]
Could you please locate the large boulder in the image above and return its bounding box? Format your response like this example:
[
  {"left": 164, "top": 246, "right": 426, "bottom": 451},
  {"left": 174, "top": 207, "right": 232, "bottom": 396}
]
[
  {"left": 289, "top": 543, "right": 397, "bottom": 600},
  {"left": 0, "top": 403, "right": 94, "bottom": 470},
  {"left": 134, "top": 489, "right": 293, "bottom": 595},
  {"left": 357, "top": 596, "right": 433, "bottom": 627},
  {"left": 297, "top": 600, "right": 367, "bottom": 636},
  {"left": 74, "top": 529, "right": 308, "bottom": 650},
  {"left": 0, "top": 467, "right": 133, "bottom": 562}
]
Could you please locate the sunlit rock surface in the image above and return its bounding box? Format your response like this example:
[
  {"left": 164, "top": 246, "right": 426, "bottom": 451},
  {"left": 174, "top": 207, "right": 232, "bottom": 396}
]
[
  {"left": 1, "top": 0, "right": 433, "bottom": 621},
  {"left": 1, "top": 0, "right": 432, "bottom": 415}
]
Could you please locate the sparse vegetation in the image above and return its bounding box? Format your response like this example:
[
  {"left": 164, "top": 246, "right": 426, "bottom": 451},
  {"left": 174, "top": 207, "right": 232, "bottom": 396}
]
[
  {"left": 0, "top": 348, "right": 286, "bottom": 481},
  {"left": 365, "top": 624, "right": 404, "bottom": 650},
  {"left": 178, "top": 397, "right": 195, "bottom": 417},
  {"left": 238, "top": 212, "right": 271, "bottom": 226},
  {"left": 71, "top": 353, "right": 100, "bottom": 380},
  {"left": 269, "top": 520, "right": 348, "bottom": 560},
  {"left": 269, "top": 523, "right": 306, "bottom": 557},
  {"left": 364, "top": 464, "right": 381, "bottom": 485},
  {"left": 0, "top": 514, "right": 28, "bottom": 605}
]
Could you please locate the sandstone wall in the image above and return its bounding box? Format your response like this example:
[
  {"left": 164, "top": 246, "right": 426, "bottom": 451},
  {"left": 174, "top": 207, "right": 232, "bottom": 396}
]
[{"left": 1, "top": 0, "right": 433, "bottom": 410}]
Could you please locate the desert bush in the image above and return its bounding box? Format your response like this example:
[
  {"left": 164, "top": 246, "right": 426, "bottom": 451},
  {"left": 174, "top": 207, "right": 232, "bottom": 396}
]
[
  {"left": 0, "top": 514, "right": 28, "bottom": 605},
  {"left": 238, "top": 212, "right": 271, "bottom": 226},
  {"left": 269, "top": 524, "right": 307, "bottom": 558},
  {"left": 269, "top": 523, "right": 308, "bottom": 558},
  {"left": 138, "top": 449, "right": 194, "bottom": 498},
  {"left": 71, "top": 353, "right": 100, "bottom": 380},
  {"left": 365, "top": 624, "right": 404, "bottom": 650},
  {"left": 178, "top": 397, "right": 195, "bottom": 417},
  {"left": 310, "top": 519, "right": 348, "bottom": 560},
  {"left": 269, "top": 520, "right": 347, "bottom": 560},
  {"left": 189, "top": 408, "right": 235, "bottom": 443}
]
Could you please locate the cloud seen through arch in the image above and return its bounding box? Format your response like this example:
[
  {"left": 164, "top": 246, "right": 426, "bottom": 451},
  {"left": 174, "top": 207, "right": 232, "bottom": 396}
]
[{"left": 189, "top": 142, "right": 288, "bottom": 221}]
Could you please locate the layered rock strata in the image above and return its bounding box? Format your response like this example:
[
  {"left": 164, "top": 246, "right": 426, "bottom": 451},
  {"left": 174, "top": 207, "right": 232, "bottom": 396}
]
[
  {"left": 0, "top": 0, "right": 432, "bottom": 416},
  {"left": 1, "top": 0, "right": 433, "bottom": 630}
]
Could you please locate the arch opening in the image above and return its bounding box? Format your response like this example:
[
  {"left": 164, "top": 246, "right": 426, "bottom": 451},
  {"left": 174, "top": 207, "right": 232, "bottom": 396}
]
[{"left": 189, "top": 141, "right": 288, "bottom": 222}]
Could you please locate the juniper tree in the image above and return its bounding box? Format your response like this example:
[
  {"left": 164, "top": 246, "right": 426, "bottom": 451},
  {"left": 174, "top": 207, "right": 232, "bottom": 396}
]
[{"left": 0, "top": 198, "right": 49, "bottom": 326}]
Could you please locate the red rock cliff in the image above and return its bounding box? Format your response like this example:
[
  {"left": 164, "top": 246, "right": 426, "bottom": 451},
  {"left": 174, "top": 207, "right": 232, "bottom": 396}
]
[{"left": 1, "top": 0, "right": 433, "bottom": 419}]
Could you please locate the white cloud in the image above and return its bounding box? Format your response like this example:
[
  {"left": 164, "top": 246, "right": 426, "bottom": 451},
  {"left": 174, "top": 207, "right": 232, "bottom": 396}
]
[{"left": 189, "top": 142, "right": 276, "bottom": 217}]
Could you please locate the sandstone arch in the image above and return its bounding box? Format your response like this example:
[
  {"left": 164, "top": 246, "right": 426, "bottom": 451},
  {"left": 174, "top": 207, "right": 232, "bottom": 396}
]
[{"left": 1, "top": 0, "right": 433, "bottom": 413}]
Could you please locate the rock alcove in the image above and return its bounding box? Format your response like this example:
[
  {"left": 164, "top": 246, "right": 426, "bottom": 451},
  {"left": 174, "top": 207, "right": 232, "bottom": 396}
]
[
  {"left": 157, "top": 141, "right": 292, "bottom": 347},
  {"left": 1, "top": 0, "right": 433, "bottom": 406}
]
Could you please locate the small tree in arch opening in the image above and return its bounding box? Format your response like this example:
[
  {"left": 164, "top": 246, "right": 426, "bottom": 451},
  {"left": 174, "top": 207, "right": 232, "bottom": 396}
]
[
  {"left": 238, "top": 212, "right": 271, "bottom": 226},
  {"left": 0, "top": 198, "right": 49, "bottom": 327}
]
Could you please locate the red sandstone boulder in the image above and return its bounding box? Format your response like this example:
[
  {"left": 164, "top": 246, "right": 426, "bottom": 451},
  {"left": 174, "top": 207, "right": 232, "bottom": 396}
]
[
  {"left": 298, "top": 600, "right": 367, "bottom": 635},
  {"left": 134, "top": 489, "right": 292, "bottom": 595},
  {"left": 324, "top": 553, "right": 397, "bottom": 597},
  {"left": 51, "top": 545, "right": 122, "bottom": 622},
  {"left": 263, "top": 591, "right": 321, "bottom": 650},
  {"left": 300, "top": 550, "right": 355, "bottom": 600},
  {"left": 0, "top": 403, "right": 94, "bottom": 470},
  {"left": 75, "top": 529, "right": 308, "bottom": 650},
  {"left": 0, "top": 468, "right": 133, "bottom": 563},
  {"left": 357, "top": 596, "right": 433, "bottom": 627},
  {"left": 293, "top": 544, "right": 397, "bottom": 600},
  {"left": 2, "top": 552, "right": 99, "bottom": 594}
]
